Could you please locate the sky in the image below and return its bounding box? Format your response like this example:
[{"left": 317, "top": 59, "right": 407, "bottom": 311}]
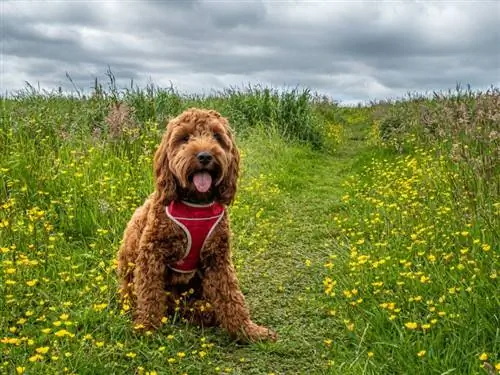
[{"left": 1, "top": 0, "right": 499, "bottom": 104}]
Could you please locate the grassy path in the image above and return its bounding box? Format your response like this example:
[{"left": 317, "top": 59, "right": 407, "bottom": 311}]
[{"left": 215, "top": 123, "right": 371, "bottom": 374}]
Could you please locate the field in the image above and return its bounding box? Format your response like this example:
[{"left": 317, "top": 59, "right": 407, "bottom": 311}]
[{"left": 1, "top": 83, "right": 499, "bottom": 375}]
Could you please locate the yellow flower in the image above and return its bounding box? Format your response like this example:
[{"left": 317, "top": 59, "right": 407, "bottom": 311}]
[
  {"left": 479, "top": 352, "right": 488, "bottom": 361},
  {"left": 177, "top": 352, "right": 186, "bottom": 358},
  {"left": 95, "top": 341, "right": 105, "bottom": 347},
  {"left": 482, "top": 244, "right": 491, "bottom": 251},
  {"left": 29, "top": 354, "right": 44, "bottom": 362},
  {"left": 417, "top": 350, "right": 426, "bottom": 357},
  {"left": 126, "top": 352, "right": 136, "bottom": 358},
  {"left": 16, "top": 367, "right": 25, "bottom": 374},
  {"left": 26, "top": 279, "right": 38, "bottom": 287},
  {"left": 167, "top": 358, "right": 176, "bottom": 364},
  {"left": 495, "top": 363, "right": 500, "bottom": 371},
  {"left": 54, "top": 329, "right": 74, "bottom": 337},
  {"left": 60, "top": 313, "right": 69, "bottom": 321},
  {"left": 36, "top": 346, "right": 50, "bottom": 354},
  {"left": 368, "top": 352, "right": 374, "bottom": 358},
  {"left": 404, "top": 322, "right": 418, "bottom": 330}
]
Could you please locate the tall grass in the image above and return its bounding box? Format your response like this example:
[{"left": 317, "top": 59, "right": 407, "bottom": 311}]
[
  {"left": 3, "top": 76, "right": 330, "bottom": 149},
  {"left": 374, "top": 86, "right": 500, "bottom": 241}
]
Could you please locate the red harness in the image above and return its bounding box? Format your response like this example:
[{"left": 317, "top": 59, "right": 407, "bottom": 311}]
[{"left": 166, "top": 200, "right": 225, "bottom": 273}]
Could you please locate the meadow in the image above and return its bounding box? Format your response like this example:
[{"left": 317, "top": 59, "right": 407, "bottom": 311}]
[{"left": 0, "top": 81, "right": 499, "bottom": 375}]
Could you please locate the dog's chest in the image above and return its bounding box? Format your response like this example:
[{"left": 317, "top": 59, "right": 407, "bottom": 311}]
[{"left": 165, "top": 201, "right": 225, "bottom": 272}]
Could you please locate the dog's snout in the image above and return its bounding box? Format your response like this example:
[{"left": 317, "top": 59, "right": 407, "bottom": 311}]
[{"left": 197, "top": 151, "right": 213, "bottom": 165}]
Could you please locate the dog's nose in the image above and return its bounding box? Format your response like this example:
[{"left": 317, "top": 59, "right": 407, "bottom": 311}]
[{"left": 197, "top": 151, "right": 213, "bottom": 165}]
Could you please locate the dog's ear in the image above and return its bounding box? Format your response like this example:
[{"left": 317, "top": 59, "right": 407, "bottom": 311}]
[
  {"left": 153, "top": 127, "right": 178, "bottom": 204},
  {"left": 218, "top": 126, "right": 240, "bottom": 205}
]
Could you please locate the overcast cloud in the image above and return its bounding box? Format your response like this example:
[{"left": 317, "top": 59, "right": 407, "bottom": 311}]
[{"left": 1, "top": 0, "right": 499, "bottom": 103}]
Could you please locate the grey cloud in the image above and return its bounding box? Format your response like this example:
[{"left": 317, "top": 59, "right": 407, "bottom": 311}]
[{"left": 1, "top": 0, "right": 499, "bottom": 102}]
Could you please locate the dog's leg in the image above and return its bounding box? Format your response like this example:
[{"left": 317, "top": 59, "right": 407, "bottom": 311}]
[
  {"left": 201, "top": 254, "right": 277, "bottom": 342},
  {"left": 133, "top": 240, "right": 168, "bottom": 330}
]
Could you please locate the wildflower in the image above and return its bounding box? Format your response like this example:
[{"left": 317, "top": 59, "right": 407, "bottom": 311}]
[
  {"left": 36, "top": 346, "right": 50, "bottom": 354},
  {"left": 177, "top": 352, "right": 186, "bottom": 359},
  {"left": 126, "top": 352, "right": 136, "bottom": 358},
  {"left": 29, "top": 354, "right": 44, "bottom": 362},
  {"left": 417, "top": 350, "right": 426, "bottom": 357},
  {"left": 420, "top": 275, "right": 430, "bottom": 283},
  {"left": 16, "top": 367, "right": 25, "bottom": 374},
  {"left": 26, "top": 279, "right": 38, "bottom": 287},
  {"left": 404, "top": 322, "right": 418, "bottom": 330},
  {"left": 479, "top": 352, "right": 488, "bottom": 361},
  {"left": 54, "top": 329, "right": 74, "bottom": 337},
  {"left": 368, "top": 352, "right": 374, "bottom": 358}
]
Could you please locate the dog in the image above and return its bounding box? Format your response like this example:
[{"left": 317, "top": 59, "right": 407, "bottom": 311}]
[{"left": 116, "top": 108, "right": 277, "bottom": 342}]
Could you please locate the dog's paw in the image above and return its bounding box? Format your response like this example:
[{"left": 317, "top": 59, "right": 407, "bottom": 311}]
[
  {"left": 132, "top": 317, "right": 159, "bottom": 334},
  {"left": 243, "top": 322, "right": 278, "bottom": 343}
]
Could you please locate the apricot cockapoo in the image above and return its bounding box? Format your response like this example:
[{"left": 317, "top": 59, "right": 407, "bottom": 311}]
[{"left": 116, "top": 108, "right": 276, "bottom": 342}]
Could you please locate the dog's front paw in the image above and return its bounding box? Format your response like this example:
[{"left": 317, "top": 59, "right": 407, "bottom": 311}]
[
  {"left": 132, "top": 316, "right": 160, "bottom": 333},
  {"left": 243, "top": 321, "right": 277, "bottom": 343}
]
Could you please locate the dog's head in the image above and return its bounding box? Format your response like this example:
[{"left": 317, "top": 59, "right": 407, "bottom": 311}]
[{"left": 153, "top": 108, "right": 240, "bottom": 205}]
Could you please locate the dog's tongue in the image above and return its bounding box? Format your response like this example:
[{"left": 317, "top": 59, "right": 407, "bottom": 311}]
[{"left": 193, "top": 172, "right": 212, "bottom": 193}]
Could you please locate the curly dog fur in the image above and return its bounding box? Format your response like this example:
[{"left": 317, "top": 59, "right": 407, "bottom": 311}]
[{"left": 116, "top": 108, "right": 276, "bottom": 342}]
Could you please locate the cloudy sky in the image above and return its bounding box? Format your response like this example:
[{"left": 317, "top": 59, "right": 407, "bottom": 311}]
[{"left": 1, "top": 0, "right": 499, "bottom": 103}]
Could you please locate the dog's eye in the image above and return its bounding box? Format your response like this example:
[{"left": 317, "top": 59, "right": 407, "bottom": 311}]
[
  {"left": 179, "top": 135, "right": 190, "bottom": 143},
  {"left": 213, "top": 133, "right": 221, "bottom": 141}
]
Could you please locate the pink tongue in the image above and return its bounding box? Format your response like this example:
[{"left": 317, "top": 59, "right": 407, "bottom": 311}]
[{"left": 193, "top": 172, "right": 212, "bottom": 193}]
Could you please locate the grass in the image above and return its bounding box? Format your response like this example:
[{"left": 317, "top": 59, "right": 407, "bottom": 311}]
[{"left": 0, "top": 84, "right": 499, "bottom": 375}]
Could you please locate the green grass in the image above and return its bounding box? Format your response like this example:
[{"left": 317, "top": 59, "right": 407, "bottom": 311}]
[{"left": 0, "top": 86, "right": 499, "bottom": 375}]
